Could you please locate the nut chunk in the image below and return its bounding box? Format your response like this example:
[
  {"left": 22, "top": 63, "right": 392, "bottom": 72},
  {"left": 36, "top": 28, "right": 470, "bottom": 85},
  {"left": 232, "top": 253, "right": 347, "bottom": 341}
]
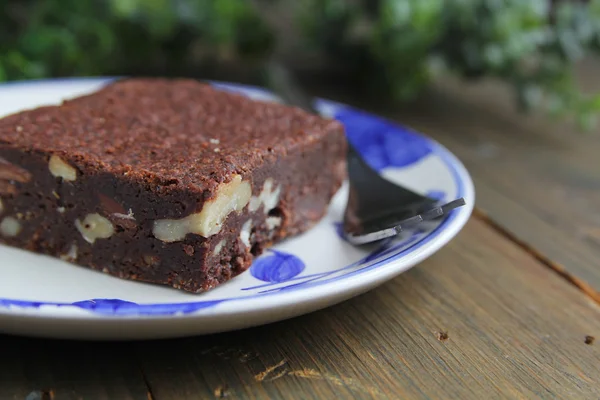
[
  {"left": 153, "top": 174, "right": 252, "bottom": 242},
  {"left": 0, "top": 78, "right": 347, "bottom": 293}
]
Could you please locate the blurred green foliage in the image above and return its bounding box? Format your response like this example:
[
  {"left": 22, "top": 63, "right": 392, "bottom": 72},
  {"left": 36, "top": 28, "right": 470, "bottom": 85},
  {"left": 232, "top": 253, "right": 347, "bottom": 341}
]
[{"left": 1, "top": 0, "right": 600, "bottom": 128}]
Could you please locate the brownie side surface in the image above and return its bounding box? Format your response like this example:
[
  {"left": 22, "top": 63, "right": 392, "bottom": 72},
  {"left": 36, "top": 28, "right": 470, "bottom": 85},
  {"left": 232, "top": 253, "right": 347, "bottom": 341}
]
[{"left": 0, "top": 78, "right": 347, "bottom": 292}]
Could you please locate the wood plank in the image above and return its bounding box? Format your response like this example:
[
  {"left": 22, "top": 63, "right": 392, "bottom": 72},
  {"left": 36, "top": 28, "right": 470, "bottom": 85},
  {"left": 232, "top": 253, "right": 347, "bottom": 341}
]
[
  {"left": 137, "top": 218, "right": 600, "bottom": 399},
  {"left": 334, "top": 59, "right": 600, "bottom": 295},
  {"left": 0, "top": 337, "right": 151, "bottom": 400}
]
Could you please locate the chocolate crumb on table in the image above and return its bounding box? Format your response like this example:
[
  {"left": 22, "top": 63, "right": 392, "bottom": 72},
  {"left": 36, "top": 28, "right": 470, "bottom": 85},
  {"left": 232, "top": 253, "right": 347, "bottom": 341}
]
[
  {"left": 584, "top": 335, "right": 595, "bottom": 345},
  {"left": 214, "top": 385, "right": 230, "bottom": 398},
  {"left": 436, "top": 331, "right": 449, "bottom": 341},
  {"left": 0, "top": 78, "right": 347, "bottom": 293}
]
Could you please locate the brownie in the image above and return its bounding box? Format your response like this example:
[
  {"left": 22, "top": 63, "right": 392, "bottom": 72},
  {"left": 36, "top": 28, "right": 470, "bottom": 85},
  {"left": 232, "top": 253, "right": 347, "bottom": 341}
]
[{"left": 0, "top": 78, "right": 347, "bottom": 293}]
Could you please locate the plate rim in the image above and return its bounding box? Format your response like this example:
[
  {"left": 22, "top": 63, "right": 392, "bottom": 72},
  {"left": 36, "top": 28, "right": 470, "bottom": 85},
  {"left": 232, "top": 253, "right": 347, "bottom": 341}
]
[{"left": 0, "top": 77, "right": 475, "bottom": 320}]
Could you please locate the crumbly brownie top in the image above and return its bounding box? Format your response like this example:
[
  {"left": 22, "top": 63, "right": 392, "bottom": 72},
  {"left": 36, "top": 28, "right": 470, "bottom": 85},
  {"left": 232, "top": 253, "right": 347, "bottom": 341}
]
[{"left": 0, "top": 78, "right": 344, "bottom": 188}]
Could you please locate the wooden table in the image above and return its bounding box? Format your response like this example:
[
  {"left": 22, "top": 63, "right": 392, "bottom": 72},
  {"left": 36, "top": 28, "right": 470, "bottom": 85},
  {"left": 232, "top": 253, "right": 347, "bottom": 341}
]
[{"left": 2, "top": 64, "right": 600, "bottom": 400}]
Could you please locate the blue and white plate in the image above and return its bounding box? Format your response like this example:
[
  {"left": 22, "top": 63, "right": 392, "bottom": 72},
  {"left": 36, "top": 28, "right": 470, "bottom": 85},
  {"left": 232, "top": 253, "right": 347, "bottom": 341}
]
[{"left": 0, "top": 78, "right": 474, "bottom": 340}]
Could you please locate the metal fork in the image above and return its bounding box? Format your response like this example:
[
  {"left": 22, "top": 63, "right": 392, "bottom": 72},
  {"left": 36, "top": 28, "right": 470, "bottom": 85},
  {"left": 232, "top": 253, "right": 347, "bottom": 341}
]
[{"left": 263, "top": 61, "right": 466, "bottom": 245}]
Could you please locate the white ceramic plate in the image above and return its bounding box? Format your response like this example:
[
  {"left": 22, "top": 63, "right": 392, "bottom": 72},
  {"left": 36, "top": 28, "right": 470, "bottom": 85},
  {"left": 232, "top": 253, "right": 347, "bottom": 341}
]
[{"left": 0, "top": 78, "right": 474, "bottom": 340}]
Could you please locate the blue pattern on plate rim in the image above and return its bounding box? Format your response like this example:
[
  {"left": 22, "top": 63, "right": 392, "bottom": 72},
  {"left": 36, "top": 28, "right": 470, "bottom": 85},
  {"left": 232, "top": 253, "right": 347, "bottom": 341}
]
[
  {"left": 334, "top": 107, "right": 434, "bottom": 171},
  {"left": 243, "top": 228, "right": 427, "bottom": 294},
  {"left": 0, "top": 298, "right": 223, "bottom": 316},
  {"left": 426, "top": 190, "right": 446, "bottom": 202},
  {"left": 0, "top": 78, "right": 465, "bottom": 316},
  {"left": 250, "top": 250, "right": 306, "bottom": 283}
]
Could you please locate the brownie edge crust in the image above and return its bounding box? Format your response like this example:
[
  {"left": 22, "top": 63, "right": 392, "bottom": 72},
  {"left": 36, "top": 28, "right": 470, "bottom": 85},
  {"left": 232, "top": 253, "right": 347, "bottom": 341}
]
[{"left": 0, "top": 78, "right": 347, "bottom": 293}]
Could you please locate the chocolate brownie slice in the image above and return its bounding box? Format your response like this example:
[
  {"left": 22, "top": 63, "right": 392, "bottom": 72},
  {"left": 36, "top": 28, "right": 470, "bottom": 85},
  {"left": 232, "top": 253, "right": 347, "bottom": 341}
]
[{"left": 0, "top": 78, "right": 347, "bottom": 293}]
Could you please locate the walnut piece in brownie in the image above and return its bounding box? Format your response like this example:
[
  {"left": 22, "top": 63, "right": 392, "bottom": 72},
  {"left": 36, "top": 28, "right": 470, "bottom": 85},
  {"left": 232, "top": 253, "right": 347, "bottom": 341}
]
[{"left": 0, "top": 78, "right": 347, "bottom": 293}]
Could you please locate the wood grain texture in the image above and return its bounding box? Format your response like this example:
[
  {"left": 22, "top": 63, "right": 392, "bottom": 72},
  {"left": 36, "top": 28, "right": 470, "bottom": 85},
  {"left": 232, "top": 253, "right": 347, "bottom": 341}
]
[
  {"left": 388, "top": 59, "right": 600, "bottom": 296},
  {"left": 137, "top": 219, "right": 600, "bottom": 399},
  {"left": 0, "top": 337, "right": 151, "bottom": 400}
]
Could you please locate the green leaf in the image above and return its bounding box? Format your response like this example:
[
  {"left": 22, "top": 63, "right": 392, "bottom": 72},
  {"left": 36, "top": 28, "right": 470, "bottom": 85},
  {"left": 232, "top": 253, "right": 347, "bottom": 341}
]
[
  {"left": 109, "top": 0, "right": 139, "bottom": 17},
  {"left": 0, "top": 0, "right": 599, "bottom": 129},
  {"left": 588, "top": 93, "right": 600, "bottom": 111}
]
